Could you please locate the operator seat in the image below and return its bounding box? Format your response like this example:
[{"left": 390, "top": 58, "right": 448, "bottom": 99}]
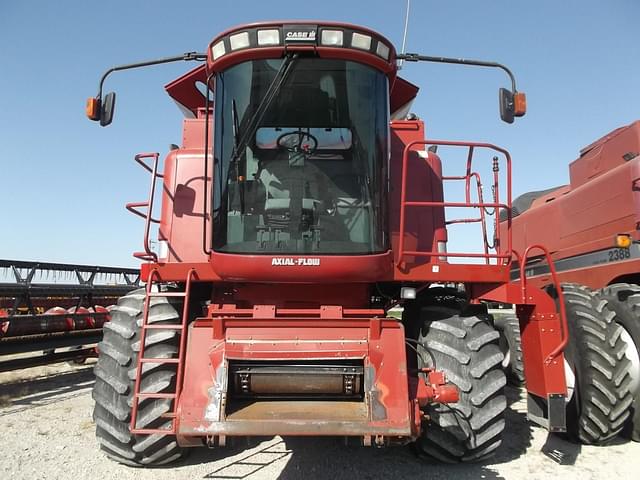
[
  {"left": 259, "top": 158, "right": 331, "bottom": 229},
  {"left": 258, "top": 84, "right": 334, "bottom": 230},
  {"left": 256, "top": 84, "right": 362, "bottom": 241}
]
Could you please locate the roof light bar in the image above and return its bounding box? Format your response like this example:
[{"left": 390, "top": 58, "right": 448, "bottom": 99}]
[{"left": 209, "top": 25, "right": 395, "bottom": 65}]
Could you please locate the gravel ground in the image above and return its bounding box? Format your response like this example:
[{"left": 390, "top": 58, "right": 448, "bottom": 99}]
[{"left": 1, "top": 362, "right": 640, "bottom": 480}]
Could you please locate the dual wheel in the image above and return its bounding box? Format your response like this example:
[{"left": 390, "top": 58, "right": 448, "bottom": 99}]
[
  {"left": 410, "top": 283, "right": 636, "bottom": 464},
  {"left": 494, "top": 283, "right": 635, "bottom": 445},
  {"left": 598, "top": 283, "right": 640, "bottom": 441}
]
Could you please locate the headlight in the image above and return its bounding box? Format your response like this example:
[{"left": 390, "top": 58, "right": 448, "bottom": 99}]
[
  {"left": 351, "top": 32, "right": 372, "bottom": 50},
  {"left": 229, "top": 32, "right": 250, "bottom": 51},
  {"left": 257, "top": 29, "right": 280, "bottom": 46},
  {"left": 321, "top": 30, "right": 344, "bottom": 46},
  {"left": 211, "top": 41, "right": 226, "bottom": 60}
]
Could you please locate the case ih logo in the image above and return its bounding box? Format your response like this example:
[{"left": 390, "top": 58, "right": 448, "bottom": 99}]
[
  {"left": 283, "top": 25, "right": 318, "bottom": 44},
  {"left": 271, "top": 257, "right": 320, "bottom": 266},
  {"left": 285, "top": 30, "right": 316, "bottom": 41}
]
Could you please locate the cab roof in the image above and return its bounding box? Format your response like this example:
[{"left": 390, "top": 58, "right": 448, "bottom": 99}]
[{"left": 164, "top": 21, "right": 419, "bottom": 119}]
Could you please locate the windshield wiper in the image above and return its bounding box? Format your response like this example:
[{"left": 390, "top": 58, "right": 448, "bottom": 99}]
[
  {"left": 231, "top": 98, "right": 245, "bottom": 213},
  {"left": 231, "top": 99, "right": 240, "bottom": 149},
  {"left": 227, "top": 53, "right": 298, "bottom": 215},
  {"left": 230, "top": 53, "right": 298, "bottom": 166}
]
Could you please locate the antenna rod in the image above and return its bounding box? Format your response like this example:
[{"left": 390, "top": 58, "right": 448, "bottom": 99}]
[
  {"left": 401, "top": 0, "right": 411, "bottom": 54},
  {"left": 400, "top": 0, "right": 411, "bottom": 67}
]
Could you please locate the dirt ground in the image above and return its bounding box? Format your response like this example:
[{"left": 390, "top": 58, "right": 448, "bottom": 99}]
[{"left": 1, "top": 362, "right": 640, "bottom": 480}]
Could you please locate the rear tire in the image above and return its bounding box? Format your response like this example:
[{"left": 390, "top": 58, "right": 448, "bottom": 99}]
[
  {"left": 598, "top": 283, "right": 640, "bottom": 441},
  {"left": 561, "top": 283, "right": 633, "bottom": 444},
  {"left": 493, "top": 313, "right": 525, "bottom": 386},
  {"left": 414, "top": 309, "right": 507, "bottom": 462},
  {"left": 92, "top": 289, "right": 185, "bottom": 466}
]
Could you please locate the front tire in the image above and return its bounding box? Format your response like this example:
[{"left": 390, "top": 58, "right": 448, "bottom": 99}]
[
  {"left": 561, "top": 284, "right": 633, "bottom": 444},
  {"left": 598, "top": 283, "right": 640, "bottom": 441},
  {"left": 414, "top": 309, "right": 507, "bottom": 462},
  {"left": 493, "top": 313, "right": 525, "bottom": 386},
  {"left": 92, "top": 289, "right": 185, "bottom": 466}
]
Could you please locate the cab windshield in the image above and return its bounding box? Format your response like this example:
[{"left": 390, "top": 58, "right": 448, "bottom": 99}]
[{"left": 213, "top": 57, "right": 389, "bottom": 254}]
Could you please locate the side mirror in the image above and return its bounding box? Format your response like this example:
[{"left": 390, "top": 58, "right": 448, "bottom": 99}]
[
  {"left": 499, "top": 88, "right": 527, "bottom": 124},
  {"left": 499, "top": 88, "right": 515, "bottom": 124},
  {"left": 85, "top": 92, "right": 116, "bottom": 126},
  {"left": 100, "top": 92, "right": 116, "bottom": 127}
]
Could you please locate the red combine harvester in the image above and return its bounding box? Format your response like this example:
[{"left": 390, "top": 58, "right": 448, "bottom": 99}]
[
  {"left": 86, "top": 21, "right": 632, "bottom": 466},
  {"left": 504, "top": 121, "right": 640, "bottom": 440}
]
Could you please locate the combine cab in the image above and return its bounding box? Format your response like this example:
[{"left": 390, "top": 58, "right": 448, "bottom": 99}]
[{"left": 86, "top": 21, "right": 632, "bottom": 466}]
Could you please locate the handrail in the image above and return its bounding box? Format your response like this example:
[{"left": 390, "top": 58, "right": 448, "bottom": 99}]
[
  {"left": 202, "top": 73, "right": 214, "bottom": 257},
  {"left": 126, "top": 152, "right": 162, "bottom": 262},
  {"left": 125, "top": 202, "right": 161, "bottom": 223},
  {"left": 519, "top": 244, "right": 569, "bottom": 365},
  {"left": 397, "top": 139, "right": 512, "bottom": 267},
  {"left": 130, "top": 268, "right": 197, "bottom": 434},
  {"left": 129, "top": 268, "right": 197, "bottom": 434},
  {"left": 134, "top": 153, "right": 164, "bottom": 178},
  {"left": 174, "top": 268, "right": 197, "bottom": 417}
]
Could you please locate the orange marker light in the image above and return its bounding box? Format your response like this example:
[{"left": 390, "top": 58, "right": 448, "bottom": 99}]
[
  {"left": 85, "top": 97, "right": 101, "bottom": 121},
  {"left": 514, "top": 92, "right": 527, "bottom": 117},
  {"left": 616, "top": 234, "right": 632, "bottom": 248}
]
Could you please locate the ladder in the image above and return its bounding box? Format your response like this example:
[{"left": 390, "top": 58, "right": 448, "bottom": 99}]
[{"left": 129, "top": 268, "right": 196, "bottom": 435}]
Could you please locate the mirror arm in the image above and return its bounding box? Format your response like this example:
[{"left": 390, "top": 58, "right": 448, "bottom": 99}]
[
  {"left": 397, "top": 53, "right": 518, "bottom": 92},
  {"left": 96, "top": 51, "right": 207, "bottom": 99}
]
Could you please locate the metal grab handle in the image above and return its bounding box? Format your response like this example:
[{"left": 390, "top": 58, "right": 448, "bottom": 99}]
[
  {"left": 127, "top": 152, "right": 162, "bottom": 262},
  {"left": 125, "top": 202, "right": 160, "bottom": 223},
  {"left": 174, "top": 269, "right": 197, "bottom": 413},
  {"left": 519, "top": 244, "right": 569, "bottom": 365},
  {"left": 134, "top": 152, "right": 165, "bottom": 178},
  {"left": 133, "top": 251, "right": 156, "bottom": 261}
]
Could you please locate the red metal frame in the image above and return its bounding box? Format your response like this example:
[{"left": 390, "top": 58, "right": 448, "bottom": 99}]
[
  {"left": 518, "top": 245, "right": 569, "bottom": 365},
  {"left": 125, "top": 152, "right": 163, "bottom": 262},
  {"left": 397, "top": 139, "right": 512, "bottom": 267},
  {"left": 207, "top": 304, "right": 387, "bottom": 339},
  {"left": 177, "top": 305, "right": 418, "bottom": 441}
]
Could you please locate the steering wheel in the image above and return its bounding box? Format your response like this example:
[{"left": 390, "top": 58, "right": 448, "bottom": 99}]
[{"left": 276, "top": 130, "right": 319, "bottom": 155}]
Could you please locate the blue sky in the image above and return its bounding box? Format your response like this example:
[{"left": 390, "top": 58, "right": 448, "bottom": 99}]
[{"left": 1, "top": 0, "right": 638, "bottom": 267}]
